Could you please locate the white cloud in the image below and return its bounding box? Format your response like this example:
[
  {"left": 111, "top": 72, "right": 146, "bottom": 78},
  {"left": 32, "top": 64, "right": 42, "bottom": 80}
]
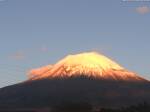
[{"left": 136, "top": 6, "right": 150, "bottom": 14}]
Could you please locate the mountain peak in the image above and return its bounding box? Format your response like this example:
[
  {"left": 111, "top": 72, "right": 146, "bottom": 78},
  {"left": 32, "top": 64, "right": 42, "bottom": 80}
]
[
  {"left": 29, "top": 52, "right": 145, "bottom": 81},
  {"left": 58, "top": 52, "right": 124, "bottom": 70}
]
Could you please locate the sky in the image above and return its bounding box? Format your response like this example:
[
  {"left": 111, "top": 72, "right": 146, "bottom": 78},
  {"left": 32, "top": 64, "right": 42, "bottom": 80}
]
[{"left": 0, "top": 0, "right": 150, "bottom": 88}]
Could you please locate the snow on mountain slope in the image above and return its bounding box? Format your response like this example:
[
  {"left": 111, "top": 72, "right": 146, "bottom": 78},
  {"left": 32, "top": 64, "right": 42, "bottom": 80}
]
[{"left": 29, "top": 52, "right": 146, "bottom": 81}]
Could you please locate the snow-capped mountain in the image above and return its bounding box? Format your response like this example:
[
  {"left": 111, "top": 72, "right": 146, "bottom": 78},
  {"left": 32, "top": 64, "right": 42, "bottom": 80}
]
[
  {"left": 0, "top": 52, "right": 149, "bottom": 109},
  {"left": 29, "top": 52, "right": 145, "bottom": 81}
]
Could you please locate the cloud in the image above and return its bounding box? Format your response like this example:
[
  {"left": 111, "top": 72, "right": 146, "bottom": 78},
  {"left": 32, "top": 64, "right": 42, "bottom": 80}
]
[
  {"left": 29, "top": 65, "right": 52, "bottom": 79},
  {"left": 40, "top": 45, "right": 48, "bottom": 52},
  {"left": 136, "top": 6, "right": 150, "bottom": 14},
  {"left": 11, "top": 52, "right": 25, "bottom": 60}
]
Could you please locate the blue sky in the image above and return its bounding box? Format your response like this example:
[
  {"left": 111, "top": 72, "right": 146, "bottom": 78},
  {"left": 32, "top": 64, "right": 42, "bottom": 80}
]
[{"left": 0, "top": 0, "right": 150, "bottom": 87}]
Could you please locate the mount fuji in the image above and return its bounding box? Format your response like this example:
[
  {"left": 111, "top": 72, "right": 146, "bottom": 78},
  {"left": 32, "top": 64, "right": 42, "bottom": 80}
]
[{"left": 0, "top": 52, "right": 150, "bottom": 109}]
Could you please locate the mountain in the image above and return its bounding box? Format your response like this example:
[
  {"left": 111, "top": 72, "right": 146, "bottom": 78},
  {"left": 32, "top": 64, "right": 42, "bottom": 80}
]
[
  {"left": 0, "top": 52, "right": 150, "bottom": 110},
  {"left": 29, "top": 52, "right": 145, "bottom": 81}
]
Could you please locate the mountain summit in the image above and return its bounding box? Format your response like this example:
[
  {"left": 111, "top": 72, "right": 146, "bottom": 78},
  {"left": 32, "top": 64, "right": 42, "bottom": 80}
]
[{"left": 29, "top": 52, "right": 145, "bottom": 81}]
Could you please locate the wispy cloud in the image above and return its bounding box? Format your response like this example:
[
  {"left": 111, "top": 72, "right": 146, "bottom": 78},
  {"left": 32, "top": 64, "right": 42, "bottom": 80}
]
[
  {"left": 136, "top": 6, "right": 150, "bottom": 14},
  {"left": 40, "top": 45, "right": 48, "bottom": 52},
  {"left": 11, "top": 52, "right": 25, "bottom": 60}
]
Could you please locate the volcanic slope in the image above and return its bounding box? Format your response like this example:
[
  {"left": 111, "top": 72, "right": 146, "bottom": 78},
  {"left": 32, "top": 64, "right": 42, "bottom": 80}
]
[{"left": 0, "top": 52, "right": 150, "bottom": 109}]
